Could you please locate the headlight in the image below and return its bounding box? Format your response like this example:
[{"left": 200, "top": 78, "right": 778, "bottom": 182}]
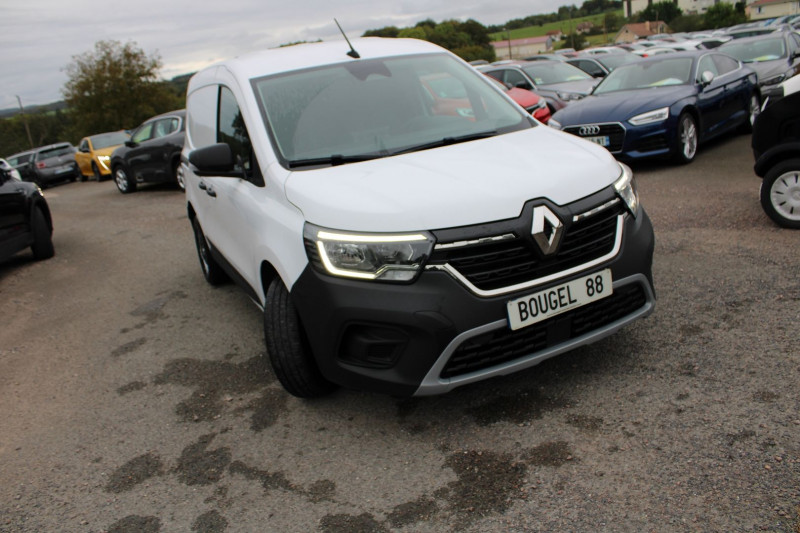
[
  {"left": 548, "top": 118, "right": 562, "bottom": 130},
  {"left": 761, "top": 73, "right": 787, "bottom": 86},
  {"left": 304, "top": 224, "right": 434, "bottom": 282},
  {"left": 97, "top": 156, "right": 111, "bottom": 170},
  {"left": 613, "top": 162, "right": 639, "bottom": 217},
  {"left": 557, "top": 92, "right": 583, "bottom": 101},
  {"left": 629, "top": 107, "right": 669, "bottom": 126}
]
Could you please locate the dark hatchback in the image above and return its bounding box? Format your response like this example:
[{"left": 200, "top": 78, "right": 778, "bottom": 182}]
[
  {"left": 110, "top": 110, "right": 186, "bottom": 194},
  {"left": 28, "top": 143, "right": 80, "bottom": 188},
  {"left": 0, "top": 167, "right": 54, "bottom": 263}
]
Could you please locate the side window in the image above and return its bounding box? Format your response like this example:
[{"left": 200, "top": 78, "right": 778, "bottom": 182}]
[
  {"left": 696, "top": 55, "right": 718, "bottom": 82},
  {"left": 503, "top": 70, "right": 531, "bottom": 89},
  {"left": 218, "top": 86, "right": 262, "bottom": 186},
  {"left": 187, "top": 85, "right": 218, "bottom": 148},
  {"left": 712, "top": 54, "right": 739, "bottom": 75},
  {"left": 79, "top": 139, "right": 89, "bottom": 151},
  {"left": 575, "top": 60, "right": 604, "bottom": 77},
  {"left": 132, "top": 123, "right": 153, "bottom": 143},
  {"left": 791, "top": 33, "right": 800, "bottom": 52}
]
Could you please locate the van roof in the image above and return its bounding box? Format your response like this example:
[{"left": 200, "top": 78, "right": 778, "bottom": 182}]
[{"left": 189, "top": 38, "right": 446, "bottom": 89}]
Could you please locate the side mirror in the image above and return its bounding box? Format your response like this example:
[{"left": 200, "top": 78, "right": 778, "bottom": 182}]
[
  {"left": 515, "top": 81, "right": 532, "bottom": 90},
  {"left": 188, "top": 143, "right": 239, "bottom": 177},
  {"left": 125, "top": 140, "right": 137, "bottom": 148},
  {"left": 700, "top": 71, "right": 715, "bottom": 86}
]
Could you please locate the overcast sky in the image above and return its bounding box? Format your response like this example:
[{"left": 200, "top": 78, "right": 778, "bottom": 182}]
[{"left": 0, "top": 0, "right": 567, "bottom": 110}]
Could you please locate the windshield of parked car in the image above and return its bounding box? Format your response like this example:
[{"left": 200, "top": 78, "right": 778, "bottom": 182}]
[
  {"left": 720, "top": 37, "right": 786, "bottom": 62},
  {"left": 593, "top": 57, "right": 694, "bottom": 94},
  {"left": 520, "top": 62, "right": 593, "bottom": 85},
  {"left": 90, "top": 131, "right": 130, "bottom": 149},
  {"left": 596, "top": 53, "right": 642, "bottom": 71},
  {"left": 252, "top": 53, "right": 531, "bottom": 166}
]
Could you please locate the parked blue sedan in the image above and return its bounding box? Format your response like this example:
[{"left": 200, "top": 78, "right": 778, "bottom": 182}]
[{"left": 550, "top": 51, "right": 760, "bottom": 164}]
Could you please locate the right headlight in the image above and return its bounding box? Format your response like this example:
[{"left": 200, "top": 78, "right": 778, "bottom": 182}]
[
  {"left": 629, "top": 107, "right": 669, "bottom": 126},
  {"left": 304, "top": 224, "right": 434, "bottom": 282},
  {"left": 614, "top": 162, "right": 639, "bottom": 217}
]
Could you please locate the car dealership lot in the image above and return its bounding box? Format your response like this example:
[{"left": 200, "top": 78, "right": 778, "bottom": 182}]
[{"left": 1, "top": 133, "right": 798, "bottom": 532}]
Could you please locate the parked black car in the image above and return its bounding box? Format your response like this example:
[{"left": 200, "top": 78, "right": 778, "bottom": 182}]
[
  {"left": 110, "top": 110, "right": 186, "bottom": 194},
  {"left": 21, "top": 143, "right": 80, "bottom": 188},
  {"left": 752, "top": 85, "right": 800, "bottom": 228},
  {"left": 0, "top": 166, "right": 54, "bottom": 263}
]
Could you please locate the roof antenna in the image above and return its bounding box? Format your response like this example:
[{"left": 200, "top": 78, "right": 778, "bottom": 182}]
[{"left": 334, "top": 18, "right": 360, "bottom": 59}]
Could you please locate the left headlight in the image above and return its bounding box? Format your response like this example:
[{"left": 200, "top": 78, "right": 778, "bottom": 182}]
[
  {"left": 629, "top": 107, "right": 669, "bottom": 126},
  {"left": 304, "top": 224, "right": 434, "bottom": 282},
  {"left": 557, "top": 92, "right": 583, "bottom": 101},
  {"left": 614, "top": 162, "right": 639, "bottom": 217}
]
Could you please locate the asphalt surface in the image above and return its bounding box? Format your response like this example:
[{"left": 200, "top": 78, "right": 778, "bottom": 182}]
[{"left": 1, "top": 132, "right": 798, "bottom": 533}]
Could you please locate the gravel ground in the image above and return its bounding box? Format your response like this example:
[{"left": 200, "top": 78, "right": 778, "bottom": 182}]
[{"left": 0, "top": 132, "right": 798, "bottom": 532}]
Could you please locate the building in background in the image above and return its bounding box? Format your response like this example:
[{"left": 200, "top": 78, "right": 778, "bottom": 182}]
[
  {"left": 746, "top": 0, "right": 800, "bottom": 20},
  {"left": 491, "top": 36, "right": 554, "bottom": 60},
  {"left": 614, "top": 21, "right": 671, "bottom": 42}
]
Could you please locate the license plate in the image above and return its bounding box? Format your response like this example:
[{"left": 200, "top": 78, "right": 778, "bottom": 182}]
[
  {"left": 507, "top": 269, "right": 613, "bottom": 331},
  {"left": 586, "top": 135, "right": 610, "bottom": 147}
]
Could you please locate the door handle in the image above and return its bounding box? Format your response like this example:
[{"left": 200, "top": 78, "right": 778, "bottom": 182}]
[{"left": 198, "top": 181, "right": 216, "bottom": 197}]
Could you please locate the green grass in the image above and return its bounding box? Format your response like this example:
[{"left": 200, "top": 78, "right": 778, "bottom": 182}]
[{"left": 490, "top": 10, "right": 624, "bottom": 45}]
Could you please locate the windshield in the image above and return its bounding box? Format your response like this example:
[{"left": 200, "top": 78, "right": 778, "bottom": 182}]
[
  {"left": 90, "top": 131, "right": 130, "bottom": 149},
  {"left": 596, "top": 53, "right": 642, "bottom": 71},
  {"left": 520, "top": 62, "right": 592, "bottom": 85},
  {"left": 593, "top": 57, "right": 694, "bottom": 94},
  {"left": 252, "top": 53, "right": 530, "bottom": 166},
  {"left": 720, "top": 38, "right": 786, "bottom": 62}
]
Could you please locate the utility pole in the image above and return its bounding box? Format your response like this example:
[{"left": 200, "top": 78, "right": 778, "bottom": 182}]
[
  {"left": 16, "top": 95, "right": 34, "bottom": 150},
  {"left": 506, "top": 28, "right": 512, "bottom": 59}
]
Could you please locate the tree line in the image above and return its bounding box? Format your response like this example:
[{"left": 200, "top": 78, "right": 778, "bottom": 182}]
[{"left": 0, "top": 2, "right": 751, "bottom": 157}]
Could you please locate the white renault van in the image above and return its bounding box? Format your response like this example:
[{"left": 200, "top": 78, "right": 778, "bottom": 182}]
[{"left": 183, "top": 38, "right": 655, "bottom": 397}]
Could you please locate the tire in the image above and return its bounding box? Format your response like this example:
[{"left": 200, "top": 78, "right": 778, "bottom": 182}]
[
  {"left": 760, "top": 159, "right": 800, "bottom": 229},
  {"left": 30, "top": 207, "right": 54, "bottom": 260},
  {"left": 114, "top": 166, "right": 136, "bottom": 194},
  {"left": 741, "top": 93, "right": 760, "bottom": 134},
  {"left": 92, "top": 163, "right": 102, "bottom": 182},
  {"left": 191, "top": 217, "right": 227, "bottom": 285},
  {"left": 174, "top": 160, "right": 186, "bottom": 191},
  {"left": 674, "top": 112, "right": 698, "bottom": 164},
  {"left": 264, "top": 277, "right": 336, "bottom": 398}
]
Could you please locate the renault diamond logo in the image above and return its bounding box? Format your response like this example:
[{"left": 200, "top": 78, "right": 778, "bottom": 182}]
[
  {"left": 579, "top": 125, "right": 601, "bottom": 136},
  {"left": 532, "top": 206, "right": 564, "bottom": 255}
]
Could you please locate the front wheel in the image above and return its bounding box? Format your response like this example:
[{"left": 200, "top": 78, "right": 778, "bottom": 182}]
[
  {"left": 742, "top": 93, "right": 760, "bottom": 133},
  {"left": 30, "top": 207, "right": 54, "bottom": 260},
  {"left": 92, "top": 162, "right": 103, "bottom": 182},
  {"left": 114, "top": 166, "right": 136, "bottom": 194},
  {"left": 760, "top": 159, "right": 800, "bottom": 229},
  {"left": 175, "top": 161, "right": 186, "bottom": 191},
  {"left": 264, "top": 277, "right": 336, "bottom": 398},
  {"left": 191, "top": 217, "right": 227, "bottom": 285},
  {"left": 674, "top": 112, "right": 698, "bottom": 164}
]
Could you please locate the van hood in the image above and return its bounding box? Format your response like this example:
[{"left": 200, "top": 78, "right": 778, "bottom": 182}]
[{"left": 284, "top": 126, "right": 622, "bottom": 232}]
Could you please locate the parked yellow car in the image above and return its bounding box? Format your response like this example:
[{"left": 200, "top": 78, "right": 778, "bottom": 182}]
[{"left": 75, "top": 131, "right": 130, "bottom": 181}]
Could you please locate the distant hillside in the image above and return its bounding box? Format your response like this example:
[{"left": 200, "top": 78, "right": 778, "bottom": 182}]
[
  {"left": 489, "top": 10, "right": 624, "bottom": 41},
  {"left": 0, "top": 73, "right": 194, "bottom": 119}
]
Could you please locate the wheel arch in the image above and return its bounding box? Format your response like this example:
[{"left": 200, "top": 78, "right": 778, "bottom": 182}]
[
  {"left": 29, "top": 198, "right": 53, "bottom": 234},
  {"left": 260, "top": 261, "right": 280, "bottom": 304},
  {"left": 754, "top": 143, "right": 800, "bottom": 178}
]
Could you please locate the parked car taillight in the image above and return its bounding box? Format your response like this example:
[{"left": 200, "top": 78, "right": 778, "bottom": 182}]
[{"left": 36, "top": 162, "right": 46, "bottom": 169}]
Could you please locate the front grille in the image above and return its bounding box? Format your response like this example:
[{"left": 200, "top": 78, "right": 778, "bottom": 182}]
[
  {"left": 440, "top": 283, "right": 647, "bottom": 379},
  {"left": 430, "top": 202, "right": 624, "bottom": 292},
  {"left": 563, "top": 123, "right": 625, "bottom": 153}
]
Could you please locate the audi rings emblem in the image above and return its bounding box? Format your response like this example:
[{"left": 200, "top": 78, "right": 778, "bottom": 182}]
[{"left": 579, "top": 125, "right": 601, "bottom": 136}]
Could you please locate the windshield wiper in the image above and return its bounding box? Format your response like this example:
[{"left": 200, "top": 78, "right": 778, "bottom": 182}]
[
  {"left": 391, "top": 130, "right": 498, "bottom": 156},
  {"left": 287, "top": 154, "right": 383, "bottom": 168}
]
